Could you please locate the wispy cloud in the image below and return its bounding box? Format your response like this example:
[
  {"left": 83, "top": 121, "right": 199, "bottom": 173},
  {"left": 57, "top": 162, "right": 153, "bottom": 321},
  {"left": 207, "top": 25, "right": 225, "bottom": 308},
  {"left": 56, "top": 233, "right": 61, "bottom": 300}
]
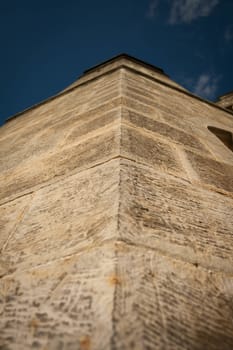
[
  {"left": 146, "top": 0, "right": 159, "bottom": 18},
  {"left": 169, "top": 0, "right": 219, "bottom": 24},
  {"left": 193, "top": 73, "right": 220, "bottom": 99},
  {"left": 225, "top": 25, "right": 233, "bottom": 43}
]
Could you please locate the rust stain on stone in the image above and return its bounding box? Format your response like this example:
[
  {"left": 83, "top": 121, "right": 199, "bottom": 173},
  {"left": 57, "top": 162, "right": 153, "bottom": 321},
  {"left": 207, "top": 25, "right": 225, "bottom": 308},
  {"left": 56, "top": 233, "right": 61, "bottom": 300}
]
[
  {"left": 108, "top": 274, "right": 121, "bottom": 285},
  {"left": 80, "top": 335, "right": 91, "bottom": 350},
  {"left": 28, "top": 318, "right": 39, "bottom": 330}
]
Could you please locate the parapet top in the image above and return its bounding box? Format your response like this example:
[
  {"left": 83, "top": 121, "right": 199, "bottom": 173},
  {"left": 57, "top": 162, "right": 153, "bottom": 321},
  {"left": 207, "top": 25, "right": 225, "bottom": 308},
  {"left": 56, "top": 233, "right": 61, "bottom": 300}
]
[
  {"left": 7, "top": 53, "right": 233, "bottom": 125},
  {"left": 83, "top": 53, "right": 166, "bottom": 77},
  {"left": 2, "top": 53, "right": 178, "bottom": 124},
  {"left": 216, "top": 91, "right": 233, "bottom": 112},
  {"left": 63, "top": 53, "right": 178, "bottom": 93}
]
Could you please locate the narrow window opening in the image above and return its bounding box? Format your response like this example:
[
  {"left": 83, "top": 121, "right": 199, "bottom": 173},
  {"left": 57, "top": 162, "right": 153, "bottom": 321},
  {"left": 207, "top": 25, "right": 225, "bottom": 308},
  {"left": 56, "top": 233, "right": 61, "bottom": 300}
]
[{"left": 208, "top": 126, "right": 233, "bottom": 152}]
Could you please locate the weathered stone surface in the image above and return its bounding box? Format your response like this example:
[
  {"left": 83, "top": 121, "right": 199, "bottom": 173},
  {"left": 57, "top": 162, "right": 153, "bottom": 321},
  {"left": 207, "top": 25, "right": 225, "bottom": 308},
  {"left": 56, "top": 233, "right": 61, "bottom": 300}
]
[
  {"left": 0, "top": 159, "right": 119, "bottom": 273},
  {"left": 0, "top": 70, "right": 121, "bottom": 134},
  {"left": 1, "top": 54, "right": 233, "bottom": 349},
  {"left": 0, "top": 108, "right": 120, "bottom": 173},
  {"left": 186, "top": 151, "right": 233, "bottom": 194},
  {"left": 0, "top": 245, "right": 116, "bottom": 350},
  {"left": 0, "top": 116, "right": 120, "bottom": 203},
  {"left": 121, "top": 125, "right": 182, "bottom": 176},
  {"left": 123, "top": 69, "right": 233, "bottom": 136},
  {"left": 119, "top": 159, "right": 233, "bottom": 272},
  {"left": 122, "top": 109, "right": 208, "bottom": 154},
  {"left": 111, "top": 243, "right": 233, "bottom": 350}
]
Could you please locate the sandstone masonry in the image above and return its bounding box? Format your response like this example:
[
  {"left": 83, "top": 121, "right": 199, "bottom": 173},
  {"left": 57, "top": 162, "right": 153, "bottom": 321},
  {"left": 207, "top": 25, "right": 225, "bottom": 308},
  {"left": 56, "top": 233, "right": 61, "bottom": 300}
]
[{"left": 0, "top": 54, "right": 233, "bottom": 350}]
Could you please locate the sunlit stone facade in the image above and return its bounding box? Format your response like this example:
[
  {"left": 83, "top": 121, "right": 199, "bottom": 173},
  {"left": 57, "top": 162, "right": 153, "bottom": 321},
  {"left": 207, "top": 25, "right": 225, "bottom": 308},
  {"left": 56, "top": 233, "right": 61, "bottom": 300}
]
[{"left": 1, "top": 55, "right": 233, "bottom": 350}]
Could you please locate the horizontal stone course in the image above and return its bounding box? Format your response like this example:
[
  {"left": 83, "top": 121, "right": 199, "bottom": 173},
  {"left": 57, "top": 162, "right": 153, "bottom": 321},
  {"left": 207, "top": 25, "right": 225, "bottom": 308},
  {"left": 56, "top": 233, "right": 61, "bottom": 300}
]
[
  {"left": 122, "top": 109, "right": 208, "bottom": 154},
  {"left": 0, "top": 127, "right": 120, "bottom": 202},
  {"left": 121, "top": 124, "right": 182, "bottom": 175},
  {"left": 1, "top": 70, "right": 121, "bottom": 129},
  {"left": 119, "top": 159, "right": 233, "bottom": 271},
  {"left": 0, "top": 159, "right": 119, "bottom": 273},
  {"left": 186, "top": 150, "right": 233, "bottom": 194}
]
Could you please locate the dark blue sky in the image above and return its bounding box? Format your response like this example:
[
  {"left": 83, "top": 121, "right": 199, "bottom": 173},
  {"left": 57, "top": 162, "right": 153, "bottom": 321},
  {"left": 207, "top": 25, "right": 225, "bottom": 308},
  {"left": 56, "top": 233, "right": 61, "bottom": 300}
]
[{"left": 0, "top": 0, "right": 233, "bottom": 125}]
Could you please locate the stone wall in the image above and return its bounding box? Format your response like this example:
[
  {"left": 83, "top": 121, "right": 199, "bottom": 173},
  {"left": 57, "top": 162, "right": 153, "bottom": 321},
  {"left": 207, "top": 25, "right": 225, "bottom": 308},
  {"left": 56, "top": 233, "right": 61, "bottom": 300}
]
[{"left": 1, "top": 55, "right": 233, "bottom": 349}]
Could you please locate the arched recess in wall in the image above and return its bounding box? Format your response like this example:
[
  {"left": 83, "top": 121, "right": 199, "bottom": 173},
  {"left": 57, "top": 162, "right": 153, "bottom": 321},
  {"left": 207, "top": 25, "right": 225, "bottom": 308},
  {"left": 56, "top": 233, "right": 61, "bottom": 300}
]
[{"left": 208, "top": 126, "right": 233, "bottom": 152}]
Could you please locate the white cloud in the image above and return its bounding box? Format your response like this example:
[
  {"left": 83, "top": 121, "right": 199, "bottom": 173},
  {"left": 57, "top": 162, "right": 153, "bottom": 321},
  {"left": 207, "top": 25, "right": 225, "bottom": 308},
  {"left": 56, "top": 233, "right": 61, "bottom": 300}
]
[
  {"left": 146, "top": 0, "right": 159, "bottom": 18},
  {"left": 193, "top": 74, "right": 219, "bottom": 99},
  {"left": 225, "top": 26, "right": 233, "bottom": 43},
  {"left": 169, "top": 0, "right": 219, "bottom": 24}
]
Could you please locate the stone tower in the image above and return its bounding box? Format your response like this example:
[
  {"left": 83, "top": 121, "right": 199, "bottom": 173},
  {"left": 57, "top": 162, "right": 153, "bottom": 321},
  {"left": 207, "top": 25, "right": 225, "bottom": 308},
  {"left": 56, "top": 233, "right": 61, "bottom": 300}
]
[{"left": 1, "top": 54, "right": 233, "bottom": 350}]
